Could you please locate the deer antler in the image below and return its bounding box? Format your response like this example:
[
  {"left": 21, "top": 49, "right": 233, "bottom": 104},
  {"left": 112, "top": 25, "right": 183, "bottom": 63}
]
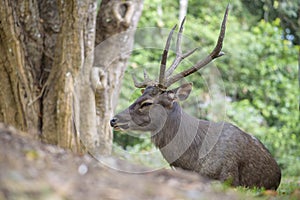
[
  {"left": 132, "top": 5, "right": 229, "bottom": 89},
  {"left": 165, "top": 17, "right": 198, "bottom": 79},
  {"left": 132, "top": 69, "right": 155, "bottom": 88},
  {"left": 164, "top": 5, "right": 229, "bottom": 87},
  {"left": 158, "top": 24, "right": 177, "bottom": 88}
]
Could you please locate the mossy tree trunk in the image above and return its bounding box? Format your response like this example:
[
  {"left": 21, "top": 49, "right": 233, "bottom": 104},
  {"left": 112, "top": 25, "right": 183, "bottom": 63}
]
[{"left": 0, "top": 0, "right": 143, "bottom": 154}]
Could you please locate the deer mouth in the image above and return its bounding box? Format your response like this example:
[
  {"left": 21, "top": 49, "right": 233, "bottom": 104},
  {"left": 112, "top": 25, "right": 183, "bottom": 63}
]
[{"left": 113, "top": 123, "right": 129, "bottom": 131}]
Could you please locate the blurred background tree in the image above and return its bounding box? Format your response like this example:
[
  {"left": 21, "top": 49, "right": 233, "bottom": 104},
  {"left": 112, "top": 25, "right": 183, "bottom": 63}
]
[{"left": 113, "top": 0, "right": 300, "bottom": 177}]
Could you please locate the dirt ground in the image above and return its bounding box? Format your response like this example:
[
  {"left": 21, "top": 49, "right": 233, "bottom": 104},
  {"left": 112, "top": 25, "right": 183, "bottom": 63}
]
[{"left": 0, "top": 123, "right": 247, "bottom": 200}]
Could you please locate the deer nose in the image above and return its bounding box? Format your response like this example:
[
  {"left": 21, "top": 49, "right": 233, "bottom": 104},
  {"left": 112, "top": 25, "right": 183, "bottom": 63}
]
[{"left": 110, "top": 118, "right": 118, "bottom": 127}]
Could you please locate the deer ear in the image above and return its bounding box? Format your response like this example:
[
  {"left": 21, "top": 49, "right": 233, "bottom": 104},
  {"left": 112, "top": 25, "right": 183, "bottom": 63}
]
[{"left": 169, "top": 83, "right": 192, "bottom": 101}]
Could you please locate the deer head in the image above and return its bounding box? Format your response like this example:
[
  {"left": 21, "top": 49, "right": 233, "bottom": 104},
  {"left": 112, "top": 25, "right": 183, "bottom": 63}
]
[{"left": 110, "top": 6, "right": 229, "bottom": 134}]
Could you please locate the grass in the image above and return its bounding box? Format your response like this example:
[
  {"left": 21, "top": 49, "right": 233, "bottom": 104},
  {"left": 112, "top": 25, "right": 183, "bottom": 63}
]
[
  {"left": 215, "top": 176, "right": 300, "bottom": 199},
  {"left": 277, "top": 176, "right": 300, "bottom": 198},
  {"left": 114, "top": 141, "right": 300, "bottom": 199}
]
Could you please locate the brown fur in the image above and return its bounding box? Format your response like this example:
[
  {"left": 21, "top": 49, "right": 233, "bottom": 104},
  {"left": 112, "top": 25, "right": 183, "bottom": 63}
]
[{"left": 111, "top": 85, "right": 281, "bottom": 190}]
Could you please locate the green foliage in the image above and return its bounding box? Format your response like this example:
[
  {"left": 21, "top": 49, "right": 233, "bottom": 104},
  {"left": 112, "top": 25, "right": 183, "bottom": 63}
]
[
  {"left": 225, "top": 19, "right": 300, "bottom": 176},
  {"left": 113, "top": 0, "right": 300, "bottom": 178},
  {"left": 241, "top": 0, "right": 300, "bottom": 45}
]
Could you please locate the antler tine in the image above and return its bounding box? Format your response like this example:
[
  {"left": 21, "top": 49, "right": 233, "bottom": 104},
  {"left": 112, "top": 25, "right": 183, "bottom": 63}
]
[
  {"left": 165, "top": 17, "right": 184, "bottom": 78},
  {"left": 211, "top": 4, "right": 229, "bottom": 58},
  {"left": 165, "top": 5, "right": 229, "bottom": 87},
  {"left": 158, "top": 24, "right": 177, "bottom": 87},
  {"left": 132, "top": 69, "right": 154, "bottom": 88},
  {"left": 176, "top": 16, "right": 185, "bottom": 54},
  {"left": 165, "top": 16, "right": 198, "bottom": 78},
  {"left": 165, "top": 48, "right": 198, "bottom": 78},
  {"left": 132, "top": 73, "right": 146, "bottom": 88},
  {"left": 143, "top": 69, "right": 149, "bottom": 79}
]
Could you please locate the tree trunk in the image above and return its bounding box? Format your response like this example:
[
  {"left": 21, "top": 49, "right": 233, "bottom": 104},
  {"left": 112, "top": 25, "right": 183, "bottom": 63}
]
[
  {"left": 92, "top": 0, "right": 144, "bottom": 155},
  {"left": 41, "top": 1, "right": 100, "bottom": 152},
  {"left": 179, "top": 0, "right": 188, "bottom": 23},
  {"left": 0, "top": 0, "right": 143, "bottom": 154},
  {"left": 0, "top": 0, "right": 42, "bottom": 135}
]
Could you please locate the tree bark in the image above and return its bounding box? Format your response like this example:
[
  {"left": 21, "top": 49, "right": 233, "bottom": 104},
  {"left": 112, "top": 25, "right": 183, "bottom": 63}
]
[
  {"left": 0, "top": 0, "right": 143, "bottom": 154},
  {"left": 0, "top": 0, "right": 42, "bottom": 135},
  {"left": 41, "top": 0, "right": 100, "bottom": 152},
  {"left": 0, "top": 0, "right": 99, "bottom": 152},
  {"left": 92, "top": 0, "right": 144, "bottom": 155}
]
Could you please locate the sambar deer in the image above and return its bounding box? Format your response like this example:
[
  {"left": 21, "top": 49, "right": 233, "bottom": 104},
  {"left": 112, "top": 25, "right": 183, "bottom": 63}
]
[{"left": 110, "top": 7, "right": 281, "bottom": 190}]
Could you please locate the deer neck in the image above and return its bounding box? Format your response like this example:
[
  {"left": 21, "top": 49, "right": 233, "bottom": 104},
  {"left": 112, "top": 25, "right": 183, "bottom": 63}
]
[{"left": 151, "top": 102, "right": 206, "bottom": 149}]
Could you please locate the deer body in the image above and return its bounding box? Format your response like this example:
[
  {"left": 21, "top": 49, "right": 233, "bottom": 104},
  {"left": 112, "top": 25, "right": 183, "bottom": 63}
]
[
  {"left": 110, "top": 6, "right": 281, "bottom": 190},
  {"left": 152, "top": 102, "right": 281, "bottom": 189},
  {"left": 111, "top": 86, "right": 281, "bottom": 190}
]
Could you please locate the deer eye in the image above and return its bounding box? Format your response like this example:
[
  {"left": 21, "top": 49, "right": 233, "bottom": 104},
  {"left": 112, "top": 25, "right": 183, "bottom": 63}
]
[{"left": 140, "top": 101, "right": 153, "bottom": 109}]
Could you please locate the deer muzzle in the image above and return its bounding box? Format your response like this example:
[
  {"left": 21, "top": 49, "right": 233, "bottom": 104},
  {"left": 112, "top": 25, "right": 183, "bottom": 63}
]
[{"left": 110, "top": 118, "right": 130, "bottom": 131}]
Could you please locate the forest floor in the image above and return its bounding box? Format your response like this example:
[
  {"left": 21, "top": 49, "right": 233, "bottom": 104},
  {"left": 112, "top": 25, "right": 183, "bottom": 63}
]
[{"left": 0, "top": 123, "right": 298, "bottom": 200}]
